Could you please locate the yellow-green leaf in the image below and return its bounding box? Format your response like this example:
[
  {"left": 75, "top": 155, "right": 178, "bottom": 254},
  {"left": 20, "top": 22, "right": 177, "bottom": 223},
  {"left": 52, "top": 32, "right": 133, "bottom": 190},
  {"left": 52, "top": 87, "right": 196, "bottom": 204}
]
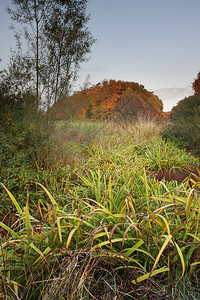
[
  {"left": 92, "top": 237, "right": 135, "bottom": 250},
  {"left": 35, "top": 183, "right": 58, "bottom": 206},
  {"left": 0, "top": 183, "right": 22, "bottom": 215},
  {"left": 33, "top": 246, "right": 51, "bottom": 265},
  {"left": 151, "top": 235, "right": 172, "bottom": 274},
  {"left": 66, "top": 227, "right": 77, "bottom": 250},
  {"left": 174, "top": 242, "right": 185, "bottom": 280},
  {"left": 132, "top": 266, "right": 169, "bottom": 284},
  {"left": 0, "top": 222, "right": 21, "bottom": 239}
]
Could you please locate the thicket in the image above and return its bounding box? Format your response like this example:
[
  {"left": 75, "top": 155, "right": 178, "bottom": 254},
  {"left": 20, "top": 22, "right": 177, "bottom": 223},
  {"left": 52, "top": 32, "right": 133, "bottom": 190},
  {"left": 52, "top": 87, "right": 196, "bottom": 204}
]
[{"left": 162, "top": 94, "right": 200, "bottom": 154}]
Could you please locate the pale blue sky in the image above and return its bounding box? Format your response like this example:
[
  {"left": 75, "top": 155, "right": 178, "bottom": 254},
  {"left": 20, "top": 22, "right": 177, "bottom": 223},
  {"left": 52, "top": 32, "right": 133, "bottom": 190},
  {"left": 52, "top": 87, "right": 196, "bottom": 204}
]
[{"left": 1, "top": 0, "right": 200, "bottom": 111}]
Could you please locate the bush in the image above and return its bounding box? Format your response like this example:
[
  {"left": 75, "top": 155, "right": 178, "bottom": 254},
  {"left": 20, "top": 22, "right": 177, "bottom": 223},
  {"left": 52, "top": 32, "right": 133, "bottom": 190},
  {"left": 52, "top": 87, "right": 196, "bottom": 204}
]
[
  {"left": 0, "top": 131, "right": 37, "bottom": 213},
  {"left": 162, "top": 94, "right": 200, "bottom": 154}
]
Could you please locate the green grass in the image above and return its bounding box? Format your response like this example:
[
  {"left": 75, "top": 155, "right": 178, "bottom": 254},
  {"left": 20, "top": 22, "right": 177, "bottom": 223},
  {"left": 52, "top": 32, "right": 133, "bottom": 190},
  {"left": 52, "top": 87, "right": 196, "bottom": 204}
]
[{"left": 0, "top": 119, "right": 199, "bottom": 299}]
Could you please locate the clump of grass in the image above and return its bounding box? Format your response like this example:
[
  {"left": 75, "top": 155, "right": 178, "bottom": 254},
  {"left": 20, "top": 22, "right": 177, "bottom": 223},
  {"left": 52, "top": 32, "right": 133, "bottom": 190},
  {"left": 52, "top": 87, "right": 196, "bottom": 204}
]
[{"left": 143, "top": 137, "right": 199, "bottom": 171}]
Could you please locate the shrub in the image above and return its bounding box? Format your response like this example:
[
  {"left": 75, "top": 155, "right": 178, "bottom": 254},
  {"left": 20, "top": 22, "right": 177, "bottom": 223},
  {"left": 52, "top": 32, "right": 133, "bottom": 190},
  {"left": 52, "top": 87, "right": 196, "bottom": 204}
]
[{"left": 162, "top": 94, "right": 200, "bottom": 154}]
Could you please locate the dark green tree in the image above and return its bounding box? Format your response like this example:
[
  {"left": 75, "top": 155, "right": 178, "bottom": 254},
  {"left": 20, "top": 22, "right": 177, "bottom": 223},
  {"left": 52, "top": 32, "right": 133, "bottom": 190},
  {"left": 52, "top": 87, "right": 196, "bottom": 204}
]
[{"left": 162, "top": 94, "right": 200, "bottom": 154}]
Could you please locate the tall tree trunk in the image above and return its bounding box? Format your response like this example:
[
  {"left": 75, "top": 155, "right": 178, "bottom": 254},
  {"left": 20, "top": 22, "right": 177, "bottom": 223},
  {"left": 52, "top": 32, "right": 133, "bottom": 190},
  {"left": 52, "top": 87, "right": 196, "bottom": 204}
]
[
  {"left": 34, "top": 0, "right": 39, "bottom": 150},
  {"left": 36, "top": 19, "right": 39, "bottom": 121}
]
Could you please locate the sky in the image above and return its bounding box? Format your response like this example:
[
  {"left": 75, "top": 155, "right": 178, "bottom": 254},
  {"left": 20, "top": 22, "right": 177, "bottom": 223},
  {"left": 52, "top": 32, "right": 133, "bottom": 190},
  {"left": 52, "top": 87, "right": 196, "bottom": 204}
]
[{"left": 1, "top": 0, "right": 200, "bottom": 111}]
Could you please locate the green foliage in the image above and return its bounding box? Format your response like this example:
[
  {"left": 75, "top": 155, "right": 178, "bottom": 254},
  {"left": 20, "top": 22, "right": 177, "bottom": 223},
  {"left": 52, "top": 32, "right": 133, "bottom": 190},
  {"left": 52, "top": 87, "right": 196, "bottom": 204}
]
[
  {"left": 0, "top": 131, "right": 37, "bottom": 212},
  {"left": 0, "top": 69, "right": 37, "bottom": 142},
  {"left": 162, "top": 94, "right": 200, "bottom": 154}
]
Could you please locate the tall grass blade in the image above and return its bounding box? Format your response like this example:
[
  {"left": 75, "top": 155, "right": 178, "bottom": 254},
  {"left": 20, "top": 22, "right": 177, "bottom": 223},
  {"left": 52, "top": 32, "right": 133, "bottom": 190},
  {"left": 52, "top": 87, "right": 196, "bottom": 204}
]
[
  {"left": 151, "top": 235, "right": 172, "bottom": 274},
  {"left": 33, "top": 246, "right": 51, "bottom": 265},
  {"left": 66, "top": 227, "right": 77, "bottom": 250},
  {"left": 124, "top": 240, "right": 144, "bottom": 257},
  {"left": 29, "top": 243, "right": 51, "bottom": 265},
  {"left": 132, "top": 266, "right": 170, "bottom": 284},
  {"left": 185, "top": 189, "right": 194, "bottom": 220},
  {"left": 0, "top": 183, "right": 22, "bottom": 215},
  {"left": 36, "top": 183, "right": 63, "bottom": 243},
  {"left": 174, "top": 241, "right": 186, "bottom": 279},
  {"left": 92, "top": 237, "right": 135, "bottom": 250},
  {"left": 25, "top": 193, "right": 32, "bottom": 243},
  {"left": 35, "top": 182, "right": 58, "bottom": 206},
  {"left": 0, "top": 222, "right": 21, "bottom": 239}
]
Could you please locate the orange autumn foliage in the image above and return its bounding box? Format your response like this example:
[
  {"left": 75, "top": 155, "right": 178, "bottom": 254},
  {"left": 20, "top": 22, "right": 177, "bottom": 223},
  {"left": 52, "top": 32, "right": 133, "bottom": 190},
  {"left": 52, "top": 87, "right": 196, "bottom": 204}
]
[
  {"left": 56, "top": 79, "right": 164, "bottom": 120},
  {"left": 192, "top": 72, "right": 200, "bottom": 94}
]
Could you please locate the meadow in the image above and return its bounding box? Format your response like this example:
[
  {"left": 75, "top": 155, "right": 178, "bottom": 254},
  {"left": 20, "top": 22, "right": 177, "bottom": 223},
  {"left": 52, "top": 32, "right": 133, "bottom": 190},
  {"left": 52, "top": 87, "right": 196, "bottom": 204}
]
[{"left": 0, "top": 119, "right": 200, "bottom": 299}]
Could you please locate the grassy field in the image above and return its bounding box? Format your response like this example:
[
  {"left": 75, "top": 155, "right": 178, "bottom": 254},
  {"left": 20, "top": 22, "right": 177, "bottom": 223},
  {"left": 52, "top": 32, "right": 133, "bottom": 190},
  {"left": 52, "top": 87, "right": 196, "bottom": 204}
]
[{"left": 0, "top": 119, "right": 200, "bottom": 299}]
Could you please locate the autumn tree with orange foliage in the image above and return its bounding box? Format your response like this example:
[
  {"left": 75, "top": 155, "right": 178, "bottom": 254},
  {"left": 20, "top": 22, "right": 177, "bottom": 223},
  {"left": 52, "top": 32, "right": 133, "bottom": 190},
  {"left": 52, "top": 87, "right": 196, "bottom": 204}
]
[
  {"left": 192, "top": 72, "right": 200, "bottom": 94},
  {"left": 57, "top": 80, "right": 164, "bottom": 120}
]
